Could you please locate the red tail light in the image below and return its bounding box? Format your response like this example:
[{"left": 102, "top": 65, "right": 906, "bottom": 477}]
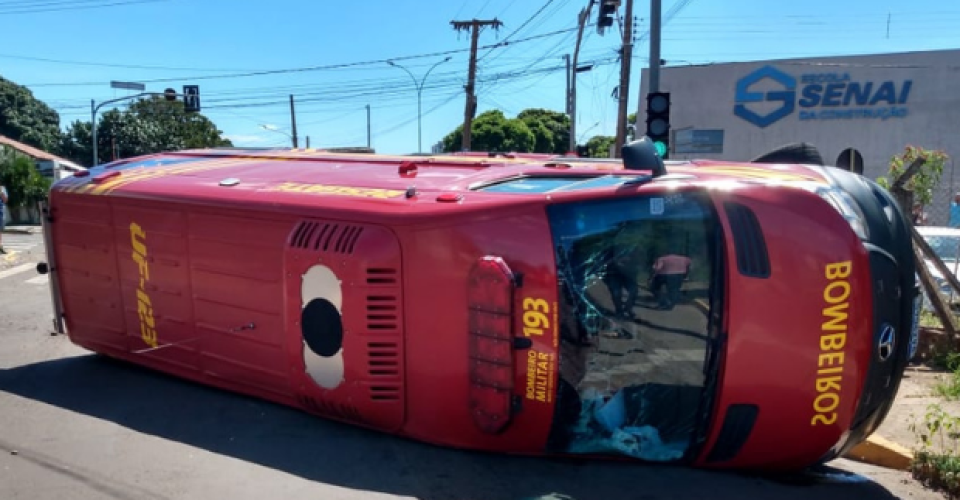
[{"left": 467, "top": 256, "right": 517, "bottom": 434}]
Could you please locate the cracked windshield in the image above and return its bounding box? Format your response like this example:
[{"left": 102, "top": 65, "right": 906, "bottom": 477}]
[{"left": 546, "top": 189, "right": 721, "bottom": 462}]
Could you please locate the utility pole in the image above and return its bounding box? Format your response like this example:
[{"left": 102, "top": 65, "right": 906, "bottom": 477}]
[
  {"left": 614, "top": 0, "right": 635, "bottom": 157},
  {"left": 306, "top": 136, "right": 310, "bottom": 148},
  {"left": 564, "top": 54, "right": 571, "bottom": 118},
  {"left": 451, "top": 18, "right": 502, "bottom": 151},
  {"left": 366, "top": 104, "right": 371, "bottom": 149},
  {"left": 569, "top": 2, "right": 594, "bottom": 153},
  {"left": 289, "top": 94, "right": 299, "bottom": 148}
]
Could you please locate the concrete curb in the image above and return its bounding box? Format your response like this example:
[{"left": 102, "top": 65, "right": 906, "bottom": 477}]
[{"left": 843, "top": 434, "right": 914, "bottom": 471}]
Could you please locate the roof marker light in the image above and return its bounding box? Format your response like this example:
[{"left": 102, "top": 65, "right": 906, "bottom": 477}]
[
  {"left": 399, "top": 161, "right": 418, "bottom": 177},
  {"left": 437, "top": 193, "right": 463, "bottom": 203},
  {"left": 91, "top": 170, "right": 121, "bottom": 184}
]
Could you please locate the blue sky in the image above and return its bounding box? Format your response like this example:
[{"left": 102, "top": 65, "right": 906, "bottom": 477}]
[{"left": 1, "top": 0, "right": 959, "bottom": 155}]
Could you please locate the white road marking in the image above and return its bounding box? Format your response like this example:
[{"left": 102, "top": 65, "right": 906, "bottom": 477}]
[
  {"left": 1, "top": 234, "right": 39, "bottom": 253},
  {"left": 25, "top": 275, "right": 49, "bottom": 285},
  {"left": 0, "top": 263, "right": 37, "bottom": 281}
]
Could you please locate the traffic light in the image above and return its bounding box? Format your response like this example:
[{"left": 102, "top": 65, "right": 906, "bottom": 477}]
[
  {"left": 597, "top": 0, "right": 619, "bottom": 34},
  {"left": 645, "top": 91, "right": 671, "bottom": 158}
]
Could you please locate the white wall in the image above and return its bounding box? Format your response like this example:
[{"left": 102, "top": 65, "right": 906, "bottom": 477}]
[{"left": 637, "top": 49, "right": 960, "bottom": 224}]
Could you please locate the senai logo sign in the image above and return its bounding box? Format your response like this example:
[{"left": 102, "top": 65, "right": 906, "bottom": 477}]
[{"left": 734, "top": 65, "right": 912, "bottom": 128}]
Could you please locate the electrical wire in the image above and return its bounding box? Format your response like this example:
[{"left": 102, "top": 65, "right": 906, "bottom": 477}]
[
  {"left": 23, "top": 26, "right": 584, "bottom": 88},
  {"left": 0, "top": 0, "right": 163, "bottom": 14},
  {"left": 0, "top": 52, "right": 263, "bottom": 72}
]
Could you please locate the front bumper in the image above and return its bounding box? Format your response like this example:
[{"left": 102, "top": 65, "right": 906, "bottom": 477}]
[{"left": 815, "top": 168, "right": 918, "bottom": 461}]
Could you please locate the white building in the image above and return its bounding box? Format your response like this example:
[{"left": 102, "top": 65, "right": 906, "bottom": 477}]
[{"left": 637, "top": 49, "right": 960, "bottom": 224}]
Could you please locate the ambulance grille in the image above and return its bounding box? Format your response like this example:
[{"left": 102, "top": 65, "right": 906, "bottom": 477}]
[
  {"left": 289, "top": 221, "right": 364, "bottom": 253},
  {"left": 724, "top": 202, "right": 770, "bottom": 279}
]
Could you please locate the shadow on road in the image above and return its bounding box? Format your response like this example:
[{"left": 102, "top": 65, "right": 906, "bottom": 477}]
[{"left": 0, "top": 354, "right": 906, "bottom": 500}]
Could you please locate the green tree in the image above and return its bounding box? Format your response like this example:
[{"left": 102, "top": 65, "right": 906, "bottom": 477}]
[
  {"left": 0, "top": 146, "right": 51, "bottom": 208},
  {"left": 0, "top": 76, "right": 61, "bottom": 152},
  {"left": 584, "top": 135, "right": 616, "bottom": 158},
  {"left": 442, "top": 110, "right": 535, "bottom": 153},
  {"left": 876, "top": 145, "right": 950, "bottom": 207},
  {"left": 58, "top": 119, "right": 92, "bottom": 167},
  {"left": 517, "top": 108, "right": 570, "bottom": 154},
  {"left": 59, "top": 96, "right": 233, "bottom": 167}
]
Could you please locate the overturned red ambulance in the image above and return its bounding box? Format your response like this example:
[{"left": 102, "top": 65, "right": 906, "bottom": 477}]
[{"left": 37, "top": 139, "right": 919, "bottom": 471}]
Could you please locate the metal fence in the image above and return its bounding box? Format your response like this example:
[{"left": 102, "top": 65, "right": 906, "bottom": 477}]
[{"left": 902, "top": 157, "right": 960, "bottom": 228}]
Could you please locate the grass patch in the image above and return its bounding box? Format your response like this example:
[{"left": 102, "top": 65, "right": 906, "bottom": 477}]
[
  {"left": 937, "top": 373, "right": 960, "bottom": 400},
  {"left": 933, "top": 349, "right": 960, "bottom": 399},
  {"left": 922, "top": 309, "right": 945, "bottom": 329},
  {"left": 912, "top": 404, "right": 960, "bottom": 498}
]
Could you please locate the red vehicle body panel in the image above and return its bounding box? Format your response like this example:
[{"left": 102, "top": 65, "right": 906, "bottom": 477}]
[{"left": 42, "top": 149, "right": 913, "bottom": 471}]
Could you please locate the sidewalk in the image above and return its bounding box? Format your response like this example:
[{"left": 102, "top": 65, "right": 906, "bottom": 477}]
[{"left": 843, "top": 365, "right": 957, "bottom": 471}]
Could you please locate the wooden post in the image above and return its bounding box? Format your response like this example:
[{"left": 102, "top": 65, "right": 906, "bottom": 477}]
[
  {"left": 914, "top": 242, "right": 959, "bottom": 338},
  {"left": 889, "top": 155, "right": 959, "bottom": 340}
]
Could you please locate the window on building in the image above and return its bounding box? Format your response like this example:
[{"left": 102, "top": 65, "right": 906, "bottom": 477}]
[{"left": 836, "top": 148, "right": 864, "bottom": 175}]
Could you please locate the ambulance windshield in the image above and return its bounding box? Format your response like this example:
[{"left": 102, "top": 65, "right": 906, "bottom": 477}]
[{"left": 545, "top": 189, "right": 724, "bottom": 463}]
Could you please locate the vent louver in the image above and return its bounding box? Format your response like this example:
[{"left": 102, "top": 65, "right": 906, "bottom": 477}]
[
  {"left": 366, "top": 294, "right": 399, "bottom": 331},
  {"left": 289, "top": 221, "right": 363, "bottom": 253},
  {"left": 367, "top": 341, "right": 400, "bottom": 401},
  {"left": 724, "top": 202, "right": 771, "bottom": 279}
]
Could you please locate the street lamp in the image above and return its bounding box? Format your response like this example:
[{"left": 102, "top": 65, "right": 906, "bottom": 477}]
[
  {"left": 260, "top": 124, "right": 297, "bottom": 146},
  {"left": 89, "top": 81, "right": 147, "bottom": 167},
  {"left": 387, "top": 56, "right": 452, "bottom": 154},
  {"left": 90, "top": 85, "right": 180, "bottom": 167}
]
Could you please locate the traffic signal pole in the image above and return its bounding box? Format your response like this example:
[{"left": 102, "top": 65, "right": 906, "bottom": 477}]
[{"left": 649, "top": 0, "right": 662, "bottom": 93}]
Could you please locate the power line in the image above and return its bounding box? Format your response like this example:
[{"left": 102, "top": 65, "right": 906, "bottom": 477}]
[
  {"left": 0, "top": 0, "right": 164, "bottom": 14},
  {"left": 49, "top": 57, "right": 618, "bottom": 117},
  {"left": 479, "top": 0, "right": 575, "bottom": 65},
  {"left": 0, "top": 52, "right": 263, "bottom": 72},
  {"left": 452, "top": 0, "right": 470, "bottom": 19},
  {"left": 23, "top": 26, "right": 583, "bottom": 88},
  {"left": 479, "top": 0, "right": 556, "bottom": 60}
]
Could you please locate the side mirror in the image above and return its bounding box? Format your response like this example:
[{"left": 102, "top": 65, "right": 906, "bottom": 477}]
[{"left": 622, "top": 136, "right": 667, "bottom": 177}]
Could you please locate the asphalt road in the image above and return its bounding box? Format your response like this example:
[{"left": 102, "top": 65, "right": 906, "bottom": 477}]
[{"left": 0, "top": 230, "right": 945, "bottom": 500}]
